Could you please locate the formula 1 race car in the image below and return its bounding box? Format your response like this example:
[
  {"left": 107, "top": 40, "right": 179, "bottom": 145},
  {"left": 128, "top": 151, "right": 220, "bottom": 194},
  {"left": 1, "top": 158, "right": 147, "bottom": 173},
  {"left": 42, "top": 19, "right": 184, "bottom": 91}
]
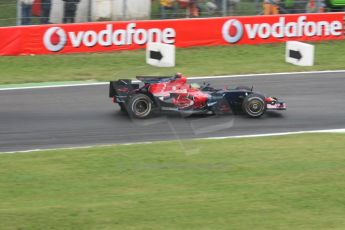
[{"left": 109, "top": 73, "right": 286, "bottom": 119}]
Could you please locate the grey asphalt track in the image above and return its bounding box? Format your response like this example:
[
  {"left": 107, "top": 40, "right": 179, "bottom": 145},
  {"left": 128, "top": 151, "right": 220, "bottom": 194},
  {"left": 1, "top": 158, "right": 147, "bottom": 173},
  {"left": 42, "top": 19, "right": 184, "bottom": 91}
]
[{"left": 1, "top": 72, "right": 345, "bottom": 152}]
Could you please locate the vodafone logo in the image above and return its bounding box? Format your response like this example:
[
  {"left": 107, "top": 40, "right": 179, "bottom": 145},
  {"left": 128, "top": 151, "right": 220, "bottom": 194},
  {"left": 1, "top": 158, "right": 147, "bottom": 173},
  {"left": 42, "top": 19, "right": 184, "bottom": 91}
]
[
  {"left": 222, "top": 16, "right": 343, "bottom": 43},
  {"left": 43, "top": 23, "right": 176, "bottom": 52},
  {"left": 222, "top": 19, "right": 243, "bottom": 43},
  {"left": 43, "top": 27, "right": 67, "bottom": 52}
]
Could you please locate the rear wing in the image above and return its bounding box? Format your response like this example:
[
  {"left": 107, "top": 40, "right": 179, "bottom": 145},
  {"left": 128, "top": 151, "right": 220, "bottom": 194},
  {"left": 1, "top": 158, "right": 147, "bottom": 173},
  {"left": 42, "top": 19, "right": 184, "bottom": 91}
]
[
  {"left": 109, "top": 80, "right": 139, "bottom": 98},
  {"left": 136, "top": 76, "right": 175, "bottom": 84}
]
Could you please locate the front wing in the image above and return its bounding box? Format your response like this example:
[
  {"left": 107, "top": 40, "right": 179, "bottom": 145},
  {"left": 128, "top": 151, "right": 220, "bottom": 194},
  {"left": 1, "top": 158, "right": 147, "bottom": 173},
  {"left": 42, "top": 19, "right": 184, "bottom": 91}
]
[{"left": 266, "top": 101, "right": 287, "bottom": 110}]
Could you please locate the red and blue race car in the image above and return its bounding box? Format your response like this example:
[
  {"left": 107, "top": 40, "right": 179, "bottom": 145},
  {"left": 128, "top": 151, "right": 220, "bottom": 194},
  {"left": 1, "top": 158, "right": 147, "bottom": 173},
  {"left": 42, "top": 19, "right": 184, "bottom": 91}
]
[{"left": 109, "top": 73, "right": 286, "bottom": 118}]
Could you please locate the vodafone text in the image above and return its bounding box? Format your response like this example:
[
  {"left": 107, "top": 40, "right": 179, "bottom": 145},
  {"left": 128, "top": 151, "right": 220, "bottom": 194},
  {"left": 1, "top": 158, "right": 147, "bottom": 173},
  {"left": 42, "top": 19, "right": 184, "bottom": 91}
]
[
  {"left": 246, "top": 16, "right": 342, "bottom": 38},
  {"left": 44, "top": 23, "right": 176, "bottom": 52},
  {"left": 223, "top": 16, "right": 343, "bottom": 43},
  {"left": 70, "top": 24, "right": 175, "bottom": 47}
]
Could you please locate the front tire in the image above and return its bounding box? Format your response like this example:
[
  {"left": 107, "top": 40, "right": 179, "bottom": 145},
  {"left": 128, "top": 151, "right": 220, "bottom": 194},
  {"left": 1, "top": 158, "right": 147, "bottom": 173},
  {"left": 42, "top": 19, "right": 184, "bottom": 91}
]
[
  {"left": 127, "top": 94, "right": 153, "bottom": 119},
  {"left": 242, "top": 94, "right": 266, "bottom": 118}
]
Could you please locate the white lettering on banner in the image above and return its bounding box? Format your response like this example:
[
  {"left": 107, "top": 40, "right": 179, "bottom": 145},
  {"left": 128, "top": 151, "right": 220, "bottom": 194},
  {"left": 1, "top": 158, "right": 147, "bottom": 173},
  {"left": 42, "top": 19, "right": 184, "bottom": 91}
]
[
  {"left": 113, "top": 30, "right": 126, "bottom": 46},
  {"left": 223, "top": 16, "right": 343, "bottom": 43},
  {"left": 272, "top": 21, "right": 284, "bottom": 38},
  {"left": 68, "top": 24, "right": 176, "bottom": 47},
  {"left": 83, "top": 31, "right": 98, "bottom": 47},
  {"left": 68, "top": 32, "right": 83, "bottom": 47},
  {"left": 99, "top": 26, "right": 112, "bottom": 46},
  {"left": 162, "top": 28, "right": 176, "bottom": 43},
  {"left": 245, "top": 24, "right": 258, "bottom": 39},
  {"left": 330, "top": 21, "right": 342, "bottom": 35},
  {"left": 44, "top": 23, "right": 176, "bottom": 52}
]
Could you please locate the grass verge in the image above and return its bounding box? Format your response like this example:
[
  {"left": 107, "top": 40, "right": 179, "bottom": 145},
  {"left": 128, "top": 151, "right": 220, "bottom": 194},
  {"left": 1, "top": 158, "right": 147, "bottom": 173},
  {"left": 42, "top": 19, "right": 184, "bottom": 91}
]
[
  {"left": 0, "top": 1, "right": 16, "bottom": 27},
  {"left": 0, "top": 40, "right": 344, "bottom": 85},
  {"left": 1, "top": 133, "right": 345, "bottom": 229}
]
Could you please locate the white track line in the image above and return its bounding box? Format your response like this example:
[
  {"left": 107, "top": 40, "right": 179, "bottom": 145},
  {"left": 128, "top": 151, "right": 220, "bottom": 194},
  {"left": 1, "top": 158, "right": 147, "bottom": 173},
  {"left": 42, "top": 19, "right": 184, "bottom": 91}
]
[
  {"left": 1, "top": 128, "right": 345, "bottom": 155},
  {"left": 0, "top": 82, "right": 107, "bottom": 91},
  {"left": 189, "top": 69, "right": 345, "bottom": 80},
  {"left": 204, "top": 128, "right": 345, "bottom": 140},
  {"left": 1, "top": 70, "right": 345, "bottom": 91}
]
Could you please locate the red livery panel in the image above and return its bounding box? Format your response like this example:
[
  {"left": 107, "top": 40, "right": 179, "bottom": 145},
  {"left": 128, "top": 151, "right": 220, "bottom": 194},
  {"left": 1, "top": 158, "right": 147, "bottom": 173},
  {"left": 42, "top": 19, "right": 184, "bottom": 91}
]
[{"left": 0, "top": 13, "right": 344, "bottom": 56}]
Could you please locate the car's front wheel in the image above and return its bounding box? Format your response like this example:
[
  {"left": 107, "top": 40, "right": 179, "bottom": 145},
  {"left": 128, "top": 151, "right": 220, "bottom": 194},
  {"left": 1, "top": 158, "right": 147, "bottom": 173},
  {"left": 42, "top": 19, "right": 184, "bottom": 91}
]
[
  {"left": 242, "top": 94, "right": 266, "bottom": 118},
  {"left": 127, "top": 94, "right": 153, "bottom": 119}
]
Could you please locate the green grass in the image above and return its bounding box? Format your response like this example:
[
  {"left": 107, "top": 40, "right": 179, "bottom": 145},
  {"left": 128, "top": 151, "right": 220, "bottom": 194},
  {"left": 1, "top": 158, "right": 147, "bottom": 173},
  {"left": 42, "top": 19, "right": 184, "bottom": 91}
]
[
  {"left": 0, "top": 1, "right": 17, "bottom": 27},
  {"left": 0, "top": 40, "right": 344, "bottom": 85},
  {"left": 1, "top": 133, "right": 345, "bottom": 229}
]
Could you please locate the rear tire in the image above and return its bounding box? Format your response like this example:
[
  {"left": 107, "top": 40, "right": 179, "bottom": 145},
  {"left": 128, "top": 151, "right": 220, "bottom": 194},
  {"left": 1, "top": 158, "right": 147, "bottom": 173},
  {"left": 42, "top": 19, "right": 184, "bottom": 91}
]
[
  {"left": 242, "top": 94, "right": 266, "bottom": 118},
  {"left": 119, "top": 103, "right": 127, "bottom": 112},
  {"left": 127, "top": 94, "right": 153, "bottom": 119}
]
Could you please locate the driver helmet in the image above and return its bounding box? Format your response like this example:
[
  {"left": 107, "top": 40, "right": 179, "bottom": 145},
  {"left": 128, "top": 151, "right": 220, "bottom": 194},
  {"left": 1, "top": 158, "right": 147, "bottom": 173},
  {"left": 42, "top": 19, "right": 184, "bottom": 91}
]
[
  {"left": 174, "top": 72, "right": 187, "bottom": 84},
  {"left": 175, "top": 72, "right": 183, "bottom": 78}
]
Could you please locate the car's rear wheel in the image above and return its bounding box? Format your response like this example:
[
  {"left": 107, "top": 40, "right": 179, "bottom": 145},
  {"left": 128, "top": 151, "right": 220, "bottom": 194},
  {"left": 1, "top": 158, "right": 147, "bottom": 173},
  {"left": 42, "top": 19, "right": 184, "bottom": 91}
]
[
  {"left": 128, "top": 94, "right": 153, "bottom": 119},
  {"left": 119, "top": 103, "right": 127, "bottom": 112},
  {"left": 242, "top": 94, "right": 266, "bottom": 118}
]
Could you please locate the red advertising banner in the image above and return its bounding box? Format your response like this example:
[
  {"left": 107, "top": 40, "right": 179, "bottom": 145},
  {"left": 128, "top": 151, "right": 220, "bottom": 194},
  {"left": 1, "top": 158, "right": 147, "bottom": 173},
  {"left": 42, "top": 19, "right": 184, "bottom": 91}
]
[{"left": 0, "top": 13, "right": 344, "bottom": 56}]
